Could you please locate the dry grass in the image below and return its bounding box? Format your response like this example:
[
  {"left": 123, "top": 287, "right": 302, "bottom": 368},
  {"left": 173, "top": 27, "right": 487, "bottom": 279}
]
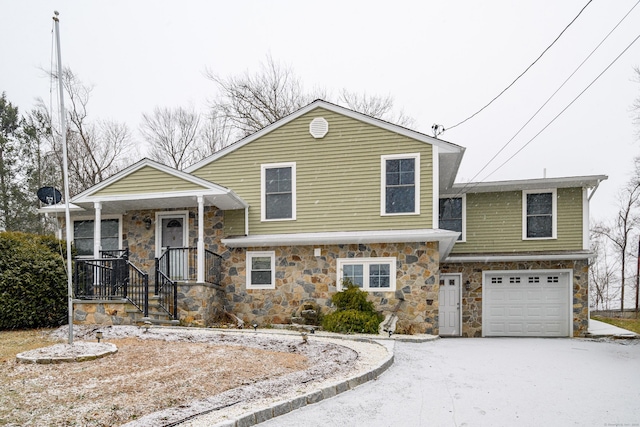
[
  {"left": 0, "top": 330, "right": 309, "bottom": 426},
  {"left": 592, "top": 315, "right": 640, "bottom": 334}
]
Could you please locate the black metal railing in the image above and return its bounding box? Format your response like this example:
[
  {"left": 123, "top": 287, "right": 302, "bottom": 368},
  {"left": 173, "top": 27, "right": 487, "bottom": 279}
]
[
  {"left": 155, "top": 250, "right": 178, "bottom": 319},
  {"left": 100, "top": 248, "right": 130, "bottom": 259},
  {"left": 155, "top": 246, "right": 221, "bottom": 284},
  {"left": 205, "top": 249, "right": 223, "bottom": 285},
  {"left": 74, "top": 251, "right": 148, "bottom": 317},
  {"left": 127, "top": 262, "right": 149, "bottom": 317},
  {"left": 74, "top": 257, "right": 129, "bottom": 299}
]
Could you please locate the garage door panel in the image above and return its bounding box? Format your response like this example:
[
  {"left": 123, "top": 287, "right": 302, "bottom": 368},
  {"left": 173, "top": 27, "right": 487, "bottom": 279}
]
[{"left": 484, "top": 272, "right": 570, "bottom": 337}]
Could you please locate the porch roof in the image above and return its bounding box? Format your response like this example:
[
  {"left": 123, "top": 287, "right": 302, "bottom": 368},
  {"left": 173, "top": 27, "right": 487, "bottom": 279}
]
[
  {"left": 39, "top": 190, "right": 248, "bottom": 215},
  {"left": 38, "top": 158, "right": 249, "bottom": 215},
  {"left": 221, "top": 228, "right": 460, "bottom": 259}
]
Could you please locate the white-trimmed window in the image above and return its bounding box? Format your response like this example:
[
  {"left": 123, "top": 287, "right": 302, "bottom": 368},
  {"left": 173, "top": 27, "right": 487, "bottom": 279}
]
[
  {"left": 337, "top": 257, "right": 397, "bottom": 291},
  {"left": 261, "top": 163, "right": 296, "bottom": 221},
  {"left": 439, "top": 195, "right": 465, "bottom": 241},
  {"left": 246, "top": 251, "right": 275, "bottom": 289},
  {"left": 523, "top": 189, "right": 556, "bottom": 239},
  {"left": 73, "top": 217, "right": 121, "bottom": 257},
  {"left": 381, "top": 153, "right": 420, "bottom": 215}
]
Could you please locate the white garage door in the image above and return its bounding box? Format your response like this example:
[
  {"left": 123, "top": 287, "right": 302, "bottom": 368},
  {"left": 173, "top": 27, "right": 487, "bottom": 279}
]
[{"left": 483, "top": 271, "right": 571, "bottom": 337}]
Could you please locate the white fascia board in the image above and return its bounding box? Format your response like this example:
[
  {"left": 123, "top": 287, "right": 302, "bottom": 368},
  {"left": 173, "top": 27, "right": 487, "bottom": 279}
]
[
  {"left": 80, "top": 188, "right": 249, "bottom": 209},
  {"left": 186, "top": 100, "right": 465, "bottom": 172},
  {"left": 444, "top": 251, "right": 596, "bottom": 263},
  {"left": 447, "top": 175, "right": 608, "bottom": 195},
  {"left": 222, "top": 228, "right": 460, "bottom": 259},
  {"left": 37, "top": 203, "right": 85, "bottom": 214}
]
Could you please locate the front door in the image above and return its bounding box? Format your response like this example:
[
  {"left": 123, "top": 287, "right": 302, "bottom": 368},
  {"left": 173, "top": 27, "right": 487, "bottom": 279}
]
[
  {"left": 439, "top": 274, "right": 461, "bottom": 336},
  {"left": 159, "top": 215, "right": 187, "bottom": 280}
]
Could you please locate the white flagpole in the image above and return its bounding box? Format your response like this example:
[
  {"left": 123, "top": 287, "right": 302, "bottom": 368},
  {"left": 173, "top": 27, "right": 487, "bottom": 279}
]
[{"left": 53, "top": 11, "right": 74, "bottom": 345}]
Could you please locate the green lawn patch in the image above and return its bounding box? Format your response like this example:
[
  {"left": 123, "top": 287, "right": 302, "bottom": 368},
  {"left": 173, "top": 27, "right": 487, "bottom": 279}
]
[{"left": 592, "top": 315, "right": 640, "bottom": 334}]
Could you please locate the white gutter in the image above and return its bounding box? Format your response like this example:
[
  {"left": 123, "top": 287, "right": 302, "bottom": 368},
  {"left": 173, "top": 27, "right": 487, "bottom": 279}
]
[
  {"left": 444, "top": 251, "right": 596, "bottom": 263},
  {"left": 223, "top": 229, "right": 460, "bottom": 259}
]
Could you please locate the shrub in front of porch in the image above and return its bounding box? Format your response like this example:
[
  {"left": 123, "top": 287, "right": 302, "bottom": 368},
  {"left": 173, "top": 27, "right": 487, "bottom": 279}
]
[
  {"left": 0, "top": 232, "right": 68, "bottom": 329},
  {"left": 322, "top": 280, "right": 383, "bottom": 334}
]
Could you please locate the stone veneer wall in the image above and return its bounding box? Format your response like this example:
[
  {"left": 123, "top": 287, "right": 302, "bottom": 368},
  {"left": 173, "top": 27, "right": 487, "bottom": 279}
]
[
  {"left": 440, "top": 259, "right": 590, "bottom": 337},
  {"left": 73, "top": 300, "right": 135, "bottom": 325},
  {"left": 177, "top": 283, "right": 226, "bottom": 326},
  {"left": 222, "top": 241, "right": 441, "bottom": 334}
]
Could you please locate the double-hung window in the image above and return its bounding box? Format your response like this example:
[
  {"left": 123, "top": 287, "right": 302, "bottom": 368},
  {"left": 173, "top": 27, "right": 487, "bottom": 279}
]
[
  {"left": 381, "top": 154, "right": 420, "bottom": 215},
  {"left": 73, "top": 218, "right": 120, "bottom": 257},
  {"left": 337, "top": 257, "right": 397, "bottom": 291},
  {"left": 246, "top": 251, "right": 275, "bottom": 289},
  {"left": 523, "top": 189, "right": 556, "bottom": 239},
  {"left": 439, "top": 196, "right": 465, "bottom": 241},
  {"left": 261, "top": 163, "right": 296, "bottom": 221}
]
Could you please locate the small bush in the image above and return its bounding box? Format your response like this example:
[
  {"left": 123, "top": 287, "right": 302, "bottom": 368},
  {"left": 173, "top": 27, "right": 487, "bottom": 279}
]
[
  {"left": 0, "top": 232, "right": 68, "bottom": 329},
  {"left": 322, "top": 279, "right": 383, "bottom": 334}
]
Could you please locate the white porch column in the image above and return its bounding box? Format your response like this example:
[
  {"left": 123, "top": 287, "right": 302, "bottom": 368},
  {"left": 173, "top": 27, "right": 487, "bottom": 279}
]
[
  {"left": 93, "top": 201, "right": 102, "bottom": 258},
  {"left": 197, "top": 196, "right": 205, "bottom": 283}
]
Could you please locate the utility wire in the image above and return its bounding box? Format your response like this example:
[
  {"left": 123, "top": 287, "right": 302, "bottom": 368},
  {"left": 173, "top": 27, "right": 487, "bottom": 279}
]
[
  {"left": 453, "top": 0, "right": 640, "bottom": 197},
  {"left": 480, "top": 30, "right": 640, "bottom": 182},
  {"left": 444, "top": 0, "right": 593, "bottom": 132}
]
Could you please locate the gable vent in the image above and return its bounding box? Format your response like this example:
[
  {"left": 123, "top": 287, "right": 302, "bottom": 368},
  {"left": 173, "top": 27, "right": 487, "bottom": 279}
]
[{"left": 309, "top": 117, "right": 329, "bottom": 139}]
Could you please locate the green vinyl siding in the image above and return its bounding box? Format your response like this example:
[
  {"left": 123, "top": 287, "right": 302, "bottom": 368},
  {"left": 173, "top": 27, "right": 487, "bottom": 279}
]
[
  {"left": 192, "top": 108, "right": 434, "bottom": 234},
  {"left": 224, "top": 209, "right": 246, "bottom": 236},
  {"left": 95, "top": 166, "right": 207, "bottom": 196},
  {"left": 451, "top": 187, "right": 583, "bottom": 253}
]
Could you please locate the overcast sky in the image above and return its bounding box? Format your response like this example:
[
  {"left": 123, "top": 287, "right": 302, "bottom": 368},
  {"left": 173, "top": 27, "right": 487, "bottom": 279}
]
[{"left": 1, "top": 0, "right": 639, "bottom": 221}]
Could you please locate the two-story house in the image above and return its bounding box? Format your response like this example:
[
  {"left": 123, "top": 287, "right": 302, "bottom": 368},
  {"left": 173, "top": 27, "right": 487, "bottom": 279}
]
[{"left": 45, "top": 100, "right": 606, "bottom": 337}]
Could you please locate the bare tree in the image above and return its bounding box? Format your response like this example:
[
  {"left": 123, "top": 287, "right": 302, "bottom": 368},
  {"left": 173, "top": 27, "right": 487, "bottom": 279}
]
[
  {"left": 140, "top": 106, "right": 203, "bottom": 170},
  {"left": 205, "top": 55, "right": 414, "bottom": 143},
  {"left": 593, "top": 170, "right": 640, "bottom": 311},
  {"left": 589, "top": 228, "right": 620, "bottom": 310},
  {"left": 197, "top": 109, "right": 234, "bottom": 159},
  {"left": 338, "top": 90, "right": 415, "bottom": 128},
  {"left": 49, "top": 68, "right": 135, "bottom": 194},
  {"left": 206, "top": 54, "right": 317, "bottom": 138}
]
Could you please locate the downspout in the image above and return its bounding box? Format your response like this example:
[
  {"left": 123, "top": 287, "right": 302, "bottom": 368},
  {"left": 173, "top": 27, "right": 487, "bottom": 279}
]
[{"left": 245, "top": 206, "right": 249, "bottom": 236}]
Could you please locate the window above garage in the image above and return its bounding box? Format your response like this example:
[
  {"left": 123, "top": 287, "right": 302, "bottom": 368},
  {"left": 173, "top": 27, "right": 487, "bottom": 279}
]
[{"left": 522, "top": 189, "right": 557, "bottom": 240}]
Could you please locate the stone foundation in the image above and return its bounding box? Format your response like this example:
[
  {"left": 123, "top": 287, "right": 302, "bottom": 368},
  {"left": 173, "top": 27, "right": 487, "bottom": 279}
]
[
  {"left": 441, "top": 259, "right": 590, "bottom": 337},
  {"left": 223, "top": 241, "right": 440, "bottom": 334},
  {"left": 176, "top": 282, "right": 226, "bottom": 326},
  {"left": 73, "top": 300, "right": 135, "bottom": 326}
]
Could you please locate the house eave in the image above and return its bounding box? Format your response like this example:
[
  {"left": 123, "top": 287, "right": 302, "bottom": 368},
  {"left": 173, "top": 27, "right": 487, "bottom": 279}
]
[
  {"left": 444, "top": 251, "right": 596, "bottom": 263},
  {"left": 222, "top": 229, "right": 460, "bottom": 259}
]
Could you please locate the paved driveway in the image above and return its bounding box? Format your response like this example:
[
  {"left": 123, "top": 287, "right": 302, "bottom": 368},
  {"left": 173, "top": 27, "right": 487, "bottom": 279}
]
[{"left": 260, "top": 338, "right": 640, "bottom": 426}]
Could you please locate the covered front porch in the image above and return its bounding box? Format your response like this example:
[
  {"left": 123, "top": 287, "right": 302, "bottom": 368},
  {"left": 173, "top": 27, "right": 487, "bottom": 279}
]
[{"left": 40, "top": 159, "right": 248, "bottom": 325}]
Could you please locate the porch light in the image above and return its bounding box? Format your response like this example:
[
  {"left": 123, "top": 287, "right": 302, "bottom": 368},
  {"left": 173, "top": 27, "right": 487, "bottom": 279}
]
[
  {"left": 143, "top": 217, "right": 152, "bottom": 230},
  {"left": 388, "top": 330, "right": 393, "bottom": 338},
  {"left": 96, "top": 331, "right": 103, "bottom": 343},
  {"left": 465, "top": 280, "right": 471, "bottom": 291}
]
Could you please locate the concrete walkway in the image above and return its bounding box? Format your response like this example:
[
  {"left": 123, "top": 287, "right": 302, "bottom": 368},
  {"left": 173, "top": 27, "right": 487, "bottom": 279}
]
[{"left": 588, "top": 318, "right": 638, "bottom": 338}]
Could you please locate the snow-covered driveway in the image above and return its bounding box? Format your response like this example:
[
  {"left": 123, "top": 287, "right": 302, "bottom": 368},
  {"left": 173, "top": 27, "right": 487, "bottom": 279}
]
[{"left": 260, "top": 338, "right": 640, "bottom": 426}]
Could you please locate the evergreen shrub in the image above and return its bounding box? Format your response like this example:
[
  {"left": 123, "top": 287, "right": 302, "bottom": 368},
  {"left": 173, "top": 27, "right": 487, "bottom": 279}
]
[
  {"left": 322, "top": 279, "right": 383, "bottom": 334},
  {"left": 0, "top": 232, "right": 68, "bottom": 329}
]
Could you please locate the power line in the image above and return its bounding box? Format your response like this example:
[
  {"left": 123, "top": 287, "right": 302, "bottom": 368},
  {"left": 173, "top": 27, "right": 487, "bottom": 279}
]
[
  {"left": 444, "top": 0, "right": 593, "bottom": 133},
  {"left": 456, "top": 0, "right": 640, "bottom": 193},
  {"left": 480, "top": 30, "right": 640, "bottom": 183}
]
